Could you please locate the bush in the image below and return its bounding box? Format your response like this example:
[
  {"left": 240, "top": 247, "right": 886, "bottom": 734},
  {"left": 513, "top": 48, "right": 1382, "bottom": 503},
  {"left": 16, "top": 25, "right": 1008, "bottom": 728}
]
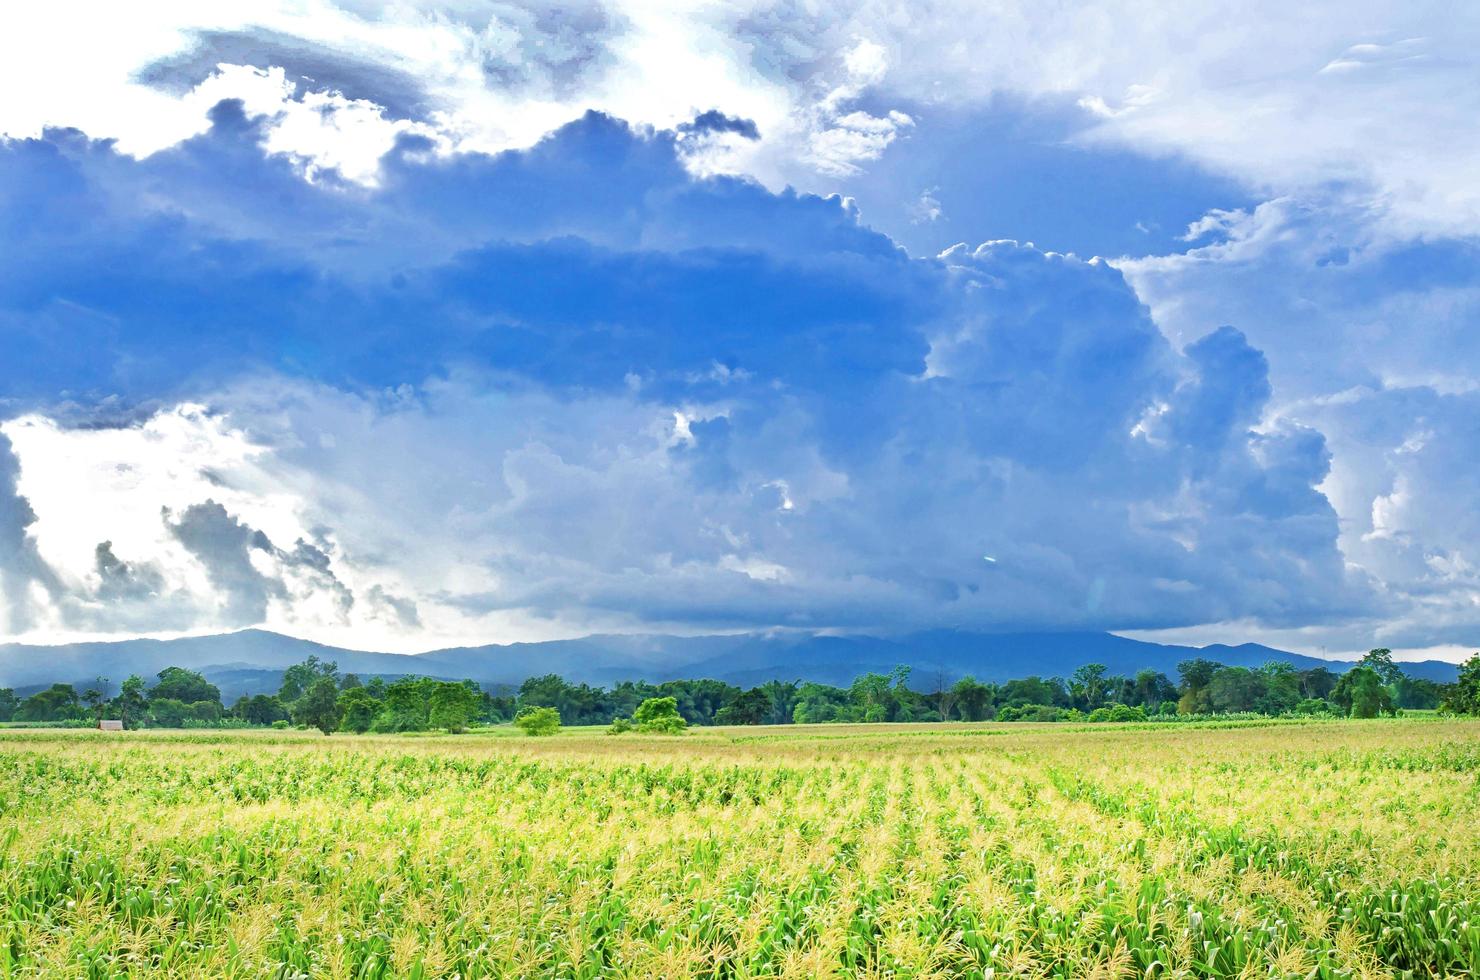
[
  {"left": 1085, "top": 704, "right": 1147, "bottom": 723},
  {"left": 1293, "top": 698, "right": 1334, "bottom": 716},
  {"left": 270, "top": 719, "right": 290, "bottom": 730},
  {"left": 633, "top": 697, "right": 687, "bottom": 734},
  {"left": 606, "top": 716, "right": 632, "bottom": 735},
  {"left": 997, "top": 704, "right": 1066, "bottom": 722},
  {"left": 514, "top": 706, "right": 561, "bottom": 736}
]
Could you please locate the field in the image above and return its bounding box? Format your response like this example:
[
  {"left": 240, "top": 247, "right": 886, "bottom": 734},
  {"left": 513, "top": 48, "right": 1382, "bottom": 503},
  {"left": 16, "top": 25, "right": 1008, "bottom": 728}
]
[{"left": 1, "top": 719, "right": 1477, "bottom": 978}]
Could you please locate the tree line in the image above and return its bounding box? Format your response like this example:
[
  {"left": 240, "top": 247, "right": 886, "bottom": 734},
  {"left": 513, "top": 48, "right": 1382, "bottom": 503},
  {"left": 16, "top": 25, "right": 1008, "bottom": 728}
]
[{"left": 2, "top": 649, "right": 1477, "bottom": 731}]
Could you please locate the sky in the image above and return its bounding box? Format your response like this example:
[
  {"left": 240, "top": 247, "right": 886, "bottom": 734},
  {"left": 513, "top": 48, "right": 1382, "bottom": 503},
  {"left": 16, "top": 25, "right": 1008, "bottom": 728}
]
[{"left": 1, "top": 1, "right": 1478, "bottom": 661}]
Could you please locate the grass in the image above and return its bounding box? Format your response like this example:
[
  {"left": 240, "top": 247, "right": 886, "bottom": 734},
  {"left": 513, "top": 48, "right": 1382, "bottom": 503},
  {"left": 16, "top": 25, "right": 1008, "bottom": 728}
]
[{"left": 1, "top": 717, "right": 1477, "bottom": 977}]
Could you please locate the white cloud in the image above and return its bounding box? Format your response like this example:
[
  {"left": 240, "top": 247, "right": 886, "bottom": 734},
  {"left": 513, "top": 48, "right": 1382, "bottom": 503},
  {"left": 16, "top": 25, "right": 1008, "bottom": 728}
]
[{"left": 6, "top": 1, "right": 1477, "bottom": 237}]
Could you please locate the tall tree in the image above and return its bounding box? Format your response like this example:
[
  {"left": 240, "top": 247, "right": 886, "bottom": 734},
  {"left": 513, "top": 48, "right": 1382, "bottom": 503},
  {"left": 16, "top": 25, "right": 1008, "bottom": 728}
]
[
  {"left": 1440, "top": 654, "right": 1480, "bottom": 716},
  {"left": 428, "top": 682, "right": 481, "bottom": 733},
  {"left": 112, "top": 675, "right": 149, "bottom": 729},
  {"left": 952, "top": 676, "right": 993, "bottom": 721},
  {"left": 1069, "top": 663, "right": 1109, "bottom": 711},
  {"left": 279, "top": 656, "right": 339, "bottom": 703},
  {"left": 296, "top": 676, "right": 341, "bottom": 735},
  {"left": 715, "top": 688, "right": 770, "bottom": 725},
  {"left": 150, "top": 667, "right": 221, "bottom": 706},
  {"left": 1357, "top": 648, "right": 1403, "bottom": 686}
]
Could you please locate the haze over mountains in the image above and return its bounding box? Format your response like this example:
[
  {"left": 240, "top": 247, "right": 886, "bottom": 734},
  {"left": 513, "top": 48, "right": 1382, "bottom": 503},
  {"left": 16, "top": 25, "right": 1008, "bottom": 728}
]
[{"left": 0, "top": 629, "right": 1460, "bottom": 700}]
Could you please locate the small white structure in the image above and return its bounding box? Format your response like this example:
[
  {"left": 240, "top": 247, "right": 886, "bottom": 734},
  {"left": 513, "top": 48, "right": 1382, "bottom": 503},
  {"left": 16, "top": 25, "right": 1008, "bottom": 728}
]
[{"left": 98, "top": 719, "right": 124, "bottom": 731}]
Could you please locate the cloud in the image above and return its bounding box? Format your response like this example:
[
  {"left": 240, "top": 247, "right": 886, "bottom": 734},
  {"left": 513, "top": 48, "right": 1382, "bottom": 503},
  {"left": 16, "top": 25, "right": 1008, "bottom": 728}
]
[
  {"left": 166, "top": 500, "right": 284, "bottom": 626},
  {"left": 134, "top": 27, "right": 436, "bottom": 119},
  {"left": 0, "top": 69, "right": 1459, "bottom": 653},
  {"left": 0, "top": 107, "right": 1366, "bottom": 646},
  {"left": 0, "top": 433, "right": 57, "bottom": 633}
]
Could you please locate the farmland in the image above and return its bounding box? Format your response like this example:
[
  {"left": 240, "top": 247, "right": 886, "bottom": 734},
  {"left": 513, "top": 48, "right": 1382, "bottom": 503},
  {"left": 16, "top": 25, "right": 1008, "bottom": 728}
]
[{"left": 1, "top": 719, "right": 1477, "bottom": 977}]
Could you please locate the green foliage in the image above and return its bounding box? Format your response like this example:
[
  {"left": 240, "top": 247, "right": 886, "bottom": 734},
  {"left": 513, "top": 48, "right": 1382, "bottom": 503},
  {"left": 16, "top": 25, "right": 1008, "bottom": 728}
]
[
  {"left": 606, "top": 716, "right": 632, "bottom": 735},
  {"left": 997, "top": 703, "right": 1068, "bottom": 722},
  {"left": 513, "top": 705, "right": 561, "bottom": 736},
  {"left": 1439, "top": 654, "right": 1480, "bottom": 716},
  {"left": 1294, "top": 698, "right": 1335, "bottom": 715},
  {"left": 148, "top": 699, "right": 221, "bottom": 728},
  {"left": 232, "top": 694, "right": 289, "bottom": 726},
  {"left": 1333, "top": 665, "right": 1396, "bottom": 719},
  {"left": 112, "top": 675, "right": 149, "bottom": 730},
  {"left": 295, "top": 676, "right": 341, "bottom": 735},
  {"left": 715, "top": 687, "right": 769, "bottom": 725},
  {"left": 633, "top": 696, "right": 687, "bottom": 734},
  {"left": 428, "top": 682, "right": 481, "bottom": 733},
  {"left": 0, "top": 688, "right": 16, "bottom": 722},
  {"left": 1068, "top": 663, "right": 1110, "bottom": 710},
  {"left": 951, "top": 676, "right": 994, "bottom": 721},
  {"left": 15, "top": 684, "right": 82, "bottom": 723},
  {"left": 278, "top": 656, "right": 339, "bottom": 703},
  {"left": 1357, "top": 648, "right": 1403, "bottom": 686},
  {"left": 336, "top": 687, "right": 381, "bottom": 733},
  {"left": 1086, "top": 703, "right": 1148, "bottom": 723},
  {"left": 149, "top": 667, "right": 221, "bottom": 706}
]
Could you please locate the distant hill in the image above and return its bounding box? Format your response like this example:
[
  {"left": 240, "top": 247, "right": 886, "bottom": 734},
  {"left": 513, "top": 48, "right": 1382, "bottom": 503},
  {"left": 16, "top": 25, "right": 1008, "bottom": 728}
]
[{"left": 0, "top": 627, "right": 1462, "bottom": 697}]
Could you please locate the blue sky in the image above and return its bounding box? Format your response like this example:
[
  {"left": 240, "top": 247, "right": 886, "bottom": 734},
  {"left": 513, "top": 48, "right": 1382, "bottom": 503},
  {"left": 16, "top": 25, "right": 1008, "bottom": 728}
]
[{"left": 0, "top": 2, "right": 1477, "bottom": 660}]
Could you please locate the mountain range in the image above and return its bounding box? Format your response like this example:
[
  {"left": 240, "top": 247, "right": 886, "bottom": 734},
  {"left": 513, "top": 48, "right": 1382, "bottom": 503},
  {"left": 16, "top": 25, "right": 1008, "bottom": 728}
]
[{"left": 0, "top": 629, "right": 1462, "bottom": 700}]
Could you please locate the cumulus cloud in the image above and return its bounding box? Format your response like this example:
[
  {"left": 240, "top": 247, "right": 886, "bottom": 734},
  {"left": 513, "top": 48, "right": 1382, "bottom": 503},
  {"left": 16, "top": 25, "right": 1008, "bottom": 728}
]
[
  {"left": 0, "top": 433, "right": 57, "bottom": 633},
  {"left": 0, "top": 24, "right": 1472, "bottom": 657},
  {"left": 0, "top": 107, "right": 1367, "bottom": 646}
]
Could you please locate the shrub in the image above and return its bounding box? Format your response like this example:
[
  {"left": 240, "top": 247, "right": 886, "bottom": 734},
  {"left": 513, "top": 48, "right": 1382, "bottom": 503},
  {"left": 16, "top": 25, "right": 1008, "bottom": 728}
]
[
  {"left": 633, "top": 697, "right": 687, "bottom": 734},
  {"left": 607, "top": 716, "right": 633, "bottom": 735},
  {"left": 514, "top": 706, "right": 561, "bottom": 736},
  {"left": 997, "top": 704, "right": 1065, "bottom": 722}
]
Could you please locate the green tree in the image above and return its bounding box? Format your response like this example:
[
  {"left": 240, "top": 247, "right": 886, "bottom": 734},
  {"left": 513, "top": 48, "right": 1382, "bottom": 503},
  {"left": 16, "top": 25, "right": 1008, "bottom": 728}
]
[
  {"left": 148, "top": 698, "right": 190, "bottom": 727},
  {"left": 112, "top": 675, "right": 149, "bottom": 729},
  {"left": 952, "top": 676, "right": 994, "bottom": 721},
  {"left": 1255, "top": 661, "right": 1301, "bottom": 714},
  {"left": 1176, "top": 658, "right": 1222, "bottom": 714},
  {"left": 279, "top": 656, "right": 338, "bottom": 703},
  {"left": 715, "top": 687, "right": 770, "bottom": 725},
  {"left": 1392, "top": 675, "right": 1441, "bottom": 709},
  {"left": 1334, "top": 665, "right": 1394, "bottom": 718},
  {"left": 634, "top": 696, "right": 687, "bottom": 733},
  {"left": 296, "top": 676, "right": 341, "bottom": 735},
  {"left": 759, "top": 680, "right": 800, "bottom": 724},
  {"left": 513, "top": 705, "right": 561, "bottom": 736},
  {"left": 1439, "top": 654, "right": 1480, "bottom": 715},
  {"left": 429, "top": 682, "right": 481, "bottom": 733},
  {"left": 336, "top": 687, "right": 382, "bottom": 733},
  {"left": 149, "top": 666, "right": 221, "bottom": 705},
  {"left": 16, "top": 684, "right": 83, "bottom": 722},
  {"left": 1357, "top": 648, "right": 1403, "bottom": 686},
  {"left": 1297, "top": 666, "right": 1340, "bottom": 700},
  {"left": 0, "top": 688, "right": 16, "bottom": 722},
  {"left": 1069, "top": 663, "right": 1110, "bottom": 710},
  {"left": 188, "top": 701, "right": 221, "bottom": 724},
  {"left": 233, "top": 694, "right": 289, "bottom": 726},
  {"left": 997, "top": 675, "right": 1068, "bottom": 709},
  {"left": 1131, "top": 670, "right": 1176, "bottom": 710},
  {"left": 1207, "top": 667, "right": 1264, "bottom": 713},
  {"left": 792, "top": 682, "right": 849, "bottom": 723},
  {"left": 81, "top": 687, "right": 106, "bottom": 723},
  {"left": 375, "top": 677, "right": 438, "bottom": 732}
]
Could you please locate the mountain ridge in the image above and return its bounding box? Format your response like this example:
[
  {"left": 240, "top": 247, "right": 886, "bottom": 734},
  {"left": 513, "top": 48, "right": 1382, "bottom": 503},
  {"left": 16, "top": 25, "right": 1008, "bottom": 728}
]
[{"left": 0, "top": 628, "right": 1462, "bottom": 698}]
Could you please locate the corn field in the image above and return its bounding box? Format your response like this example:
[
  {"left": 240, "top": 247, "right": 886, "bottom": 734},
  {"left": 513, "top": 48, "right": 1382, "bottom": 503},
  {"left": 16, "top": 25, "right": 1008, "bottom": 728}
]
[{"left": 1, "top": 719, "right": 1477, "bottom": 978}]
